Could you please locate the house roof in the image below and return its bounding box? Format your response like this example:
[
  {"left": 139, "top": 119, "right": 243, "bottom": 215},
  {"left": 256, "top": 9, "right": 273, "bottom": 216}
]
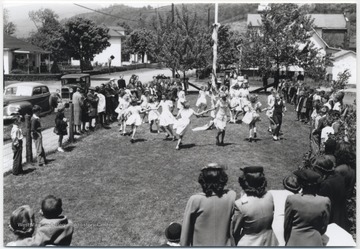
[
  {"left": 331, "top": 49, "right": 356, "bottom": 59},
  {"left": 3, "top": 34, "right": 51, "bottom": 54},
  {"left": 247, "top": 13, "right": 347, "bottom": 30},
  {"left": 107, "top": 26, "right": 125, "bottom": 37},
  {"left": 308, "top": 14, "right": 346, "bottom": 30}
]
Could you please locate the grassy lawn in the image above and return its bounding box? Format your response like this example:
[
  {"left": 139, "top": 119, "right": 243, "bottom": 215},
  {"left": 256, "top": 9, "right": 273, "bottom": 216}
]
[{"left": 2, "top": 92, "right": 355, "bottom": 246}]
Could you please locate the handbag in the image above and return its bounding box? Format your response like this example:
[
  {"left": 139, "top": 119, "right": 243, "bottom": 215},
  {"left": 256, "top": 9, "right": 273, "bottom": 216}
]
[{"left": 53, "top": 127, "right": 59, "bottom": 135}]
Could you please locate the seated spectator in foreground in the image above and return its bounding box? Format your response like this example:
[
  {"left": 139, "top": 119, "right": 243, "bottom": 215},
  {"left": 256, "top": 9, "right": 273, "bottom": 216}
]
[
  {"left": 161, "top": 222, "right": 182, "bottom": 247},
  {"left": 33, "top": 195, "right": 74, "bottom": 246},
  {"left": 284, "top": 169, "right": 331, "bottom": 246},
  {"left": 232, "top": 166, "right": 278, "bottom": 246},
  {"left": 7, "top": 205, "right": 36, "bottom": 246},
  {"left": 180, "top": 163, "right": 236, "bottom": 246},
  {"left": 334, "top": 142, "right": 356, "bottom": 198},
  {"left": 313, "top": 155, "right": 350, "bottom": 232},
  {"left": 269, "top": 175, "right": 301, "bottom": 246}
]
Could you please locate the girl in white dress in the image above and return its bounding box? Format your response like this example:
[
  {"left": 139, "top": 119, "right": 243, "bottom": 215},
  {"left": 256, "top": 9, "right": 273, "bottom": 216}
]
[
  {"left": 230, "top": 83, "right": 241, "bottom": 123},
  {"left": 208, "top": 92, "right": 232, "bottom": 146},
  {"left": 242, "top": 95, "right": 263, "bottom": 142},
  {"left": 173, "top": 101, "right": 207, "bottom": 150},
  {"left": 195, "top": 86, "right": 208, "bottom": 115},
  {"left": 125, "top": 100, "right": 147, "bottom": 143},
  {"left": 140, "top": 90, "right": 150, "bottom": 123},
  {"left": 159, "top": 93, "right": 176, "bottom": 139},
  {"left": 177, "top": 86, "right": 186, "bottom": 112},
  {"left": 116, "top": 93, "right": 131, "bottom": 135},
  {"left": 147, "top": 96, "right": 161, "bottom": 133}
]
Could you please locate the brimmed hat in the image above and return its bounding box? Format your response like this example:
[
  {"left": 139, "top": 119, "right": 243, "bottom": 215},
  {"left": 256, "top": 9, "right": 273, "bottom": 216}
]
[
  {"left": 283, "top": 174, "right": 301, "bottom": 193},
  {"left": 293, "top": 169, "right": 321, "bottom": 186},
  {"left": 165, "top": 222, "right": 182, "bottom": 242},
  {"left": 241, "top": 166, "right": 264, "bottom": 174},
  {"left": 237, "top": 76, "right": 244, "bottom": 81},
  {"left": 202, "top": 163, "right": 228, "bottom": 171},
  {"left": 312, "top": 155, "right": 335, "bottom": 174}
]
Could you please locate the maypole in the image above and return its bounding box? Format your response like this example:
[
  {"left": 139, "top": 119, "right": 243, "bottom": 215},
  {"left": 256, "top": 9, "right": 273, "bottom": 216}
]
[{"left": 211, "top": 3, "right": 220, "bottom": 90}]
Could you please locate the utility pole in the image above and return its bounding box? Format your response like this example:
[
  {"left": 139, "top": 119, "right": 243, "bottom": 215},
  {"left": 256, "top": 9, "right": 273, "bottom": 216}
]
[
  {"left": 172, "top": 3, "right": 174, "bottom": 23},
  {"left": 208, "top": 8, "right": 210, "bottom": 27},
  {"left": 211, "top": 3, "right": 219, "bottom": 90}
]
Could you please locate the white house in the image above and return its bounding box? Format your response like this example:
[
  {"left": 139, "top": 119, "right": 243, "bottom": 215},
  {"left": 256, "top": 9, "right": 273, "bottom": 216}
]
[
  {"left": 327, "top": 50, "right": 356, "bottom": 84},
  {"left": 3, "top": 34, "right": 51, "bottom": 74},
  {"left": 71, "top": 26, "right": 125, "bottom": 67}
]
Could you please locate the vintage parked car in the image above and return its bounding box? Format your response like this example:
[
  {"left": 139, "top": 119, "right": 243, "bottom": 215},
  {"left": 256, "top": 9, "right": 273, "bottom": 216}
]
[
  {"left": 3, "top": 82, "right": 54, "bottom": 120},
  {"left": 61, "top": 74, "right": 91, "bottom": 105}
]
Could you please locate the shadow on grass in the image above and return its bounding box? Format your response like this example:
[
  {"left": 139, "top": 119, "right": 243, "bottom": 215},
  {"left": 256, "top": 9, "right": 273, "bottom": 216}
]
[
  {"left": 180, "top": 143, "right": 196, "bottom": 149},
  {"left": 64, "top": 145, "right": 76, "bottom": 152},
  {"left": 21, "top": 168, "right": 36, "bottom": 175},
  {"left": 46, "top": 158, "right": 56, "bottom": 164},
  {"left": 133, "top": 138, "right": 147, "bottom": 143}
]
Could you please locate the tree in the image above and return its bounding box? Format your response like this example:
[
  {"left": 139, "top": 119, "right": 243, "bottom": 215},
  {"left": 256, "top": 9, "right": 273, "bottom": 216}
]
[
  {"left": 217, "top": 25, "right": 242, "bottom": 69},
  {"left": 4, "top": 8, "right": 16, "bottom": 35},
  {"left": 242, "top": 4, "right": 331, "bottom": 85},
  {"left": 127, "top": 29, "right": 155, "bottom": 63},
  {"left": 63, "top": 17, "right": 111, "bottom": 72},
  {"left": 154, "top": 5, "right": 211, "bottom": 78},
  {"left": 27, "top": 8, "right": 67, "bottom": 73}
]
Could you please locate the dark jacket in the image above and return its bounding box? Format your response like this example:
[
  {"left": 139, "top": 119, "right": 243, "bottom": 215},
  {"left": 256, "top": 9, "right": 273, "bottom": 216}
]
[{"left": 55, "top": 112, "right": 68, "bottom": 136}]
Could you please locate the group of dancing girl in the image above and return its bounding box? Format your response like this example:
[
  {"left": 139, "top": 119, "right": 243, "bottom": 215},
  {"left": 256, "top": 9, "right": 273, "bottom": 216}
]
[{"left": 114, "top": 73, "right": 287, "bottom": 149}]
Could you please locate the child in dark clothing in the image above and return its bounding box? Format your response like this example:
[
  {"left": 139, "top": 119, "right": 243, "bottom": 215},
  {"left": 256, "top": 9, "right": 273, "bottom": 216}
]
[{"left": 33, "top": 195, "right": 74, "bottom": 246}]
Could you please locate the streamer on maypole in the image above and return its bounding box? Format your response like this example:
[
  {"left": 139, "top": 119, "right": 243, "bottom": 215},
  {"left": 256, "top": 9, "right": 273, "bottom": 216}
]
[{"left": 211, "top": 3, "right": 220, "bottom": 91}]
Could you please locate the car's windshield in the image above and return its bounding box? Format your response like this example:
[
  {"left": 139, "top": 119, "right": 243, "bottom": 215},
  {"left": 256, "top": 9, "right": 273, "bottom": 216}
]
[{"left": 4, "top": 86, "right": 33, "bottom": 96}]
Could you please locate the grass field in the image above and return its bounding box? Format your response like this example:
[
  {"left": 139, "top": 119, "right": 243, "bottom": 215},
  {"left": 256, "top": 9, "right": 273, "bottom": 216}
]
[{"left": 2, "top": 93, "right": 355, "bottom": 246}]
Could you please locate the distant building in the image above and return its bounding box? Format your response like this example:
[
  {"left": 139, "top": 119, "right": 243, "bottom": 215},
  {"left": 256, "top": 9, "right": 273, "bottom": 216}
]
[
  {"left": 247, "top": 13, "right": 351, "bottom": 49},
  {"left": 71, "top": 26, "right": 125, "bottom": 67},
  {"left": 326, "top": 50, "right": 356, "bottom": 84},
  {"left": 3, "top": 34, "right": 51, "bottom": 74}
]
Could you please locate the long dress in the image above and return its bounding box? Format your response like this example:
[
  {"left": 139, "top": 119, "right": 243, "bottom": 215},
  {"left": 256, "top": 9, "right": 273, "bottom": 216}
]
[
  {"left": 239, "top": 88, "right": 250, "bottom": 110},
  {"left": 72, "top": 91, "right": 83, "bottom": 126},
  {"left": 230, "top": 89, "right": 242, "bottom": 111},
  {"left": 232, "top": 192, "right": 279, "bottom": 246},
  {"left": 213, "top": 99, "right": 230, "bottom": 130},
  {"left": 147, "top": 102, "right": 160, "bottom": 122},
  {"left": 180, "top": 190, "right": 236, "bottom": 246},
  {"left": 125, "top": 105, "right": 142, "bottom": 126},
  {"left": 159, "top": 100, "right": 176, "bottom": 126},
  {"left": 242, "top": 101, "right": 262, "bottom": 125},
  {"left": 174, "top": 108, "right": 194, "bottom": 136}
]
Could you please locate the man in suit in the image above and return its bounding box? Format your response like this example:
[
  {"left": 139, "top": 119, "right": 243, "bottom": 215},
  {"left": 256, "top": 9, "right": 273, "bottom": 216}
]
[{"left": 117, "top": 75, "right": 126, "bottom": 89}]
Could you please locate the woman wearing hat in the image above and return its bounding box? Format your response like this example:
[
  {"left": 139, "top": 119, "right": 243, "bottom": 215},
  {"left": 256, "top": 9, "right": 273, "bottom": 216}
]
[
  {"left": 232, "top": 166, "right": 278, "bottom": 246},
  {"left": 208, "top": 92, "right": 232, "bottom": 146},
  {"left": 313, "top": 155, "right": 350, "bottom": 231},
  {"left": 284, "top": 168, "right": 331, "bottom": 246},
  {"left": 54, "top": 103, "right": 68, "bottom": 152},
  {"left": 181, "top": 163, "right": 236, "bottom": 246},
  {"left": 173, "top": 101, "right": 207, "bottom": 150}
]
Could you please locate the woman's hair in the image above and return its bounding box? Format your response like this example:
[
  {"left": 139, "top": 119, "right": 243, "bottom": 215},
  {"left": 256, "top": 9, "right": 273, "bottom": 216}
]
[
  {"left": 9, "top": 205, "right": 35, "bottom": 238},
  {"left": 334, "top": 142, "right": 356, "bottom": 169},
  {"left": 198, "top": 168, "right": 228, "bottom": 197},
  {"left": 238, "top": 172, "right": 267, "bottom": 198}
]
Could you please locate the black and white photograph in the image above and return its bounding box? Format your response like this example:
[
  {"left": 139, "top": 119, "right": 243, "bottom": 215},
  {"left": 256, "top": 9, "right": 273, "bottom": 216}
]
[{"left": 2, "top": 1, "right": 357, "bottom": 246}]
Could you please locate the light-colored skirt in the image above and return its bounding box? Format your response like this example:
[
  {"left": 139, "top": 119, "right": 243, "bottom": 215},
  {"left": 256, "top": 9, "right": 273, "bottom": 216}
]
[
  {"left": 196, "top": 97, "right": 207, "bottom": 107},
  {"left": 159, "top": 111, "right": 176, "bottom": 126},
  {"left": 174, "top": 118, "right": 191, "bottom": 136},
  {"left": 214, "top": 114, "right": 227, "bottom": 130},
  {"left": 148, "top": 110, "right": 160, "bottom": 122},
  {"left": 126, "top": 113, "right": 142, "bottom": 126}
]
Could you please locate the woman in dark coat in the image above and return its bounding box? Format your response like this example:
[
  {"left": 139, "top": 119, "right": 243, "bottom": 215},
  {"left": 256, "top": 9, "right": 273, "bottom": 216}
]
[
  {"left": 55, "top": 103, "right": 68, "bottom": 152},
  {"left": 284, "top": 168, "right": 331, "bottom": 246},
  {"left": 313, "top": 155, "right": 350, "bottom": 231},
  {"left": 86, "top": 87, "right": 99, "bottom": 130}
]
